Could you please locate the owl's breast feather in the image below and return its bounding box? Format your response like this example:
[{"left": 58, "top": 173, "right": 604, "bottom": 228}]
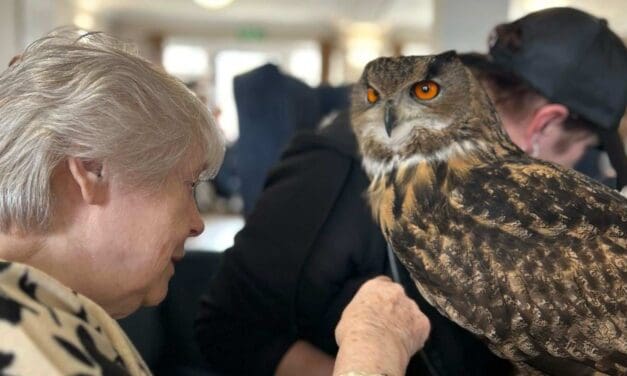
[{"left": 369, "top": 156, "right": 627, "bottom": 374}]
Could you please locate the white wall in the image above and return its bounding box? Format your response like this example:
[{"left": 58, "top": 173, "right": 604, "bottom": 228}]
[
  {"left": 20, "top": 0, "right": 74, "bottom": 46},
  {"left": 0, "top": 0, "right": 76, "bottom": 68},
  {"left": 432, "top": 0, "right": 509, "bottom": 53}
]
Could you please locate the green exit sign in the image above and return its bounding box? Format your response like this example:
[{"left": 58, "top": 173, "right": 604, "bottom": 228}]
[{"left": 237, "top": 27, "right": 265, "bottom": 41}]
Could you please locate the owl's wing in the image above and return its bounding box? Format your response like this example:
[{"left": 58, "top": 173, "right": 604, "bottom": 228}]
[{"left": 444, "top": 157, "right": 626, "bottom": 372}]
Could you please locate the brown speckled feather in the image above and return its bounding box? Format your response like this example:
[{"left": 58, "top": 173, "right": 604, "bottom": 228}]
[
  {"left": 352, "top": 52, "right": 627, "bottom": 375},
  {"left": 372, "top": 155, "right": 626, "bottom": 375}
]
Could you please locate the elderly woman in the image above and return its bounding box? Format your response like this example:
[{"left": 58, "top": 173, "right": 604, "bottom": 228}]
[{"left": 0, "top": 30, "right": 428, "bottom": 375}]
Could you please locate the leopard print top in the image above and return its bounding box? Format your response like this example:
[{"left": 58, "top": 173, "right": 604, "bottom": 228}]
[{"left": 0, "top": 260, "right": 150, "bottom": 375}]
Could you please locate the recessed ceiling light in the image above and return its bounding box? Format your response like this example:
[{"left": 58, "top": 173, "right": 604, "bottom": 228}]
[
  {"left": 193, "top": 0, "right": 235, "bottom": 10},
  {"left": 73, "top": 13, "right": 95, "bottom": 30}
]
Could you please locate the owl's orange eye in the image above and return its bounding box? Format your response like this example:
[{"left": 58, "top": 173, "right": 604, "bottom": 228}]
[
  {"left": 366, "top": 87, "right": 379, "bottom": 104},
  {"left": 412, "top": 80, "right": 439, "bottom": 100}
]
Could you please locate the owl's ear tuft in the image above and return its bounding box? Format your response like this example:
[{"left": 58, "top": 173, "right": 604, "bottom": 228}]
[
  {"left": 426, "top": 50, "right": 459, "bottom": 79},
  {"left": 364, "top": 57, "right": 382, "bottom": 74},
  {"left": 436, "top": 50, "right": 458, "bottom": 62}
]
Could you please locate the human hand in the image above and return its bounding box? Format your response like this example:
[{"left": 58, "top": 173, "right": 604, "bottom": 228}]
[{"left": 334, "top": 276, "right": 430, "bottom": 376}]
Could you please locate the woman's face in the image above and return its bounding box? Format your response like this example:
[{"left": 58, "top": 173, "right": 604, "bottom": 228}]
[{"left": 81, "top": 154, "right": 206, "bottom": 318}]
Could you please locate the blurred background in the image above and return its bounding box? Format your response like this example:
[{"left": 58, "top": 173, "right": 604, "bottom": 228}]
[
  {"left": 3, "top": 2, "right": 625, "bottom": 375},
  {"left": 2, "top": 0, "right": 626, "bottom": 252}
]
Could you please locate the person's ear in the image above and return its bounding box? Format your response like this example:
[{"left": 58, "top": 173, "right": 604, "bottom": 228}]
[
  {"left": 67, "top": 157, "right": 108, "bottom": 204},
  {"left": 522, "top": 104, "right": 569, "bottom": 154}
]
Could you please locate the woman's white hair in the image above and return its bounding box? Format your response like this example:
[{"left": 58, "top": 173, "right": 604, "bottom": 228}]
[{"left": 0, "top": 28, "right": 225, "bottom": 232}]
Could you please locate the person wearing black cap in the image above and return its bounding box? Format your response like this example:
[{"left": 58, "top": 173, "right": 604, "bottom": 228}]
[
  {"left": 196, "top": 7, "right": 627, "bottom": 376},
  {"left": 461, "top": 7, "right": 627, "bottom": 192}
]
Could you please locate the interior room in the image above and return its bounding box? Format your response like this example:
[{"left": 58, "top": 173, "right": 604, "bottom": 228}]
[{"left": 1, "top": 1, "right": 625, "bottom": 375}]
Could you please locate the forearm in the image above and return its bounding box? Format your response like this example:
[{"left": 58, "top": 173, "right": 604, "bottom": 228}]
[{"left": 275, "top": 340, "right": 335, "bottom": 376}]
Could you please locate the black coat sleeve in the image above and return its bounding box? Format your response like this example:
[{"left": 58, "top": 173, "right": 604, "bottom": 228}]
[{"left": 195, "top": 136, "right": 355, "bottom": 375}]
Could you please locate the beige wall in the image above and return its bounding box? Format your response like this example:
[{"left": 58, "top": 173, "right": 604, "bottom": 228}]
[
  {"left": 0, "top": 0, "right": 18, "bottom": 69},
  {"left": 0, "top": 0, "right": 76, "bottom": 68},
  {"left": 432, "top": 0, "right": 508, "bottom": 53}
]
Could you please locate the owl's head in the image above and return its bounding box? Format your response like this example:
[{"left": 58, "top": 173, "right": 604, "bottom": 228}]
[{"left": 351, "top": 51, "right": 507, "bottom": 177}]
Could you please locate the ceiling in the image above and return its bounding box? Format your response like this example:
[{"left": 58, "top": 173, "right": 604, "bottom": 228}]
[
  {"left": 73, "top": 0, "right": 627, "bottom": 42},
  {"left": 75, "top": 0, "right": 434, "bottom": 39}
]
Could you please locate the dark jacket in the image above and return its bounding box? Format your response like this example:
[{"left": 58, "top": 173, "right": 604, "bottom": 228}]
[{"left": 195, "top": 112, "right": 513, "bottom": 375}]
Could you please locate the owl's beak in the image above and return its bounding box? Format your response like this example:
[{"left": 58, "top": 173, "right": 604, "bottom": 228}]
[{"left": 384, "top": 102, "right": 397, "bottom": 137}]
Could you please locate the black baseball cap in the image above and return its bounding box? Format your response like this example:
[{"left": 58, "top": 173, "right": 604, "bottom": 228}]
[
  {"left": 464, "top": 7, "right": 627, "bottom": 189},
  {"left": 488, "top": 7, "right": 627, "bottom": 133}
]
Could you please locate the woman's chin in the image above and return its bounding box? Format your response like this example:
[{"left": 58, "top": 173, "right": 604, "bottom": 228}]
[
  {"left": 109, "top": 298, "right": 145, "bottom": 319},
  {"left": 117, "top": 268, "right": 174, "bottom": 316},
  {"left": 141, "top": 272, "right": 173, "bottom": 307}
]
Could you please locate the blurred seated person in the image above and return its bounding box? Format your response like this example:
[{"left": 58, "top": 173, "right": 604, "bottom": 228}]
[
  {"left": 233, "top": 64, "right": 351, "bottom": 214},
  {"left": 573, "top": 109, "right": 627, "bottom": 190},
  {"left": 0, "top": 29, "right": 425, "bottom": 376},
  {"left": 195, "top": 7, "right": 627, "bottom": 376}
]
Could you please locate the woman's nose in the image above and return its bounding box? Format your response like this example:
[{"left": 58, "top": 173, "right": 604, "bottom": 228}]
[{"left": 189, "top": 206, "right": 205, "bottom": 237}]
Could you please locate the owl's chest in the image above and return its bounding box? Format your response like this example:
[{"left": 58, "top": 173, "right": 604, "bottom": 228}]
[
  {"left": 369, "top": 170, "right": 507, "bottom": 338},
  {"left": 368, "top": 165, "right": 448, "bottom": 239},
  {"left": 369, "top": 173, "right": 460, "bottom": 274},
  {"left": 368, "top": 163, "right": 483, "bottom": 293}
]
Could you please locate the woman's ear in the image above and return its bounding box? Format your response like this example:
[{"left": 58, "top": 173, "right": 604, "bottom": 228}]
[{"left": 67, "top": 157, "right": 108, "bottom": 204}]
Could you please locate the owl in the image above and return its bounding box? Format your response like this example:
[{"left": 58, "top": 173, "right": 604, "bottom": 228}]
[{"left": 351, "top": 51, "right": 627, "bottom": 375}]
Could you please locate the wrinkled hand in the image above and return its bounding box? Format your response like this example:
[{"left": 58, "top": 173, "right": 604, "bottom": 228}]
[{"left": 334, "top": 276, "right": 430, "bottom": 376}]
